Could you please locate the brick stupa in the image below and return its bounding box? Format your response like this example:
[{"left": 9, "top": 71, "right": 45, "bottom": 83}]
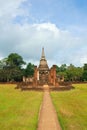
[{"left": 38, "top": 48, "right": 49, "bottom": 84}]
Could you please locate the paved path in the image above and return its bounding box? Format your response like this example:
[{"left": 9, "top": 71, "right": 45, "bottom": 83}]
[{"left": 37, "top": 85, "right": 62, "bottom": 130}]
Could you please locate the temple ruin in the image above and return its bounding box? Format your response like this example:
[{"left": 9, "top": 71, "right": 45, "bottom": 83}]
[{"left": 23, "top": 48, "right": 59, "bottom": 87}]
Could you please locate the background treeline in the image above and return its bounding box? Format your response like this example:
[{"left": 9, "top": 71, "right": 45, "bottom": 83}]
[
  {"left": 56, "top": 64, "right": 87, "bottom": 82},
  {"left": 0, "top": 53, "right": 34, "bottom": 82},
  {"left": 0, "top": 53, "right": 87, "bottom": 82}
]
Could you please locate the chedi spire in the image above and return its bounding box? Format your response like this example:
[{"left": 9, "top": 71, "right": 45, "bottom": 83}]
[
  {"left": 39, "top": 47, "right": 49, "bottom": 71},
  {"left": 41, "top": 47, "right": 45, "bottom": 59}
]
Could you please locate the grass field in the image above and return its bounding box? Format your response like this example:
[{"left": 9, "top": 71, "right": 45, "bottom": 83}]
[
  {"left": 51, "top": 84, "right": 87, "bottom": 130},
  {"left": 0, "top": 84, "right": 43, "bottom": 130}
]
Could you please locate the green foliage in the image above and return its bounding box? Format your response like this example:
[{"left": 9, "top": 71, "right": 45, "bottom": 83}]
[
  {"left": 7, "top": 53, "right": 26, "bottom": 69},
  {"left": 51, "top": 84, "right": 87, "bottom": 130},
  {"left": 0, "top": 53, "right": 36, "bottom": 82},
  {"left": 56, "top": 64, "right": 83, "bottom": 81},
  {"left": 60, "top": 64, "right": 67, "bottom": 72},
  {"left": 56, "top": 64, "right": 67, "bottom": 73},
  {"left": 0, "top": 84, "right": 43, "bottom": 130},
  {"left": 0, "top": 53, "right": 26, "bottom": 82},
  {"left": 83, "top": 64, "right": 87, "bottom": 81},
  {"left": 0, "top": 52, "right": 87, "bottom": 82},
  {"left": 0, "top": 58, "right": 7, "bottom": 69},
  {"left": 24, "top": 63, "right": 34, "bottom": 77},
  {"left": 66, "top": 65, "right": 83, "bottom": 81}
]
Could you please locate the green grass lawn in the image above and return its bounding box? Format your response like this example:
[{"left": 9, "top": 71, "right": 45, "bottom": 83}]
[
  {"left": 0, "top": 84, "right": 43, "bottom": 130},
  {"left": 51, "top": 84, "right": 87, "bottom": 130}
]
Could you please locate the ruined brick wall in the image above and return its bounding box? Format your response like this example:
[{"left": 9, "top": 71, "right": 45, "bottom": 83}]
[
  {"left": 23, "top": 65, "right": 59, "bottom": 87},
  {"left": 49, "top": 65, "right": 59, "bottom": 87}
]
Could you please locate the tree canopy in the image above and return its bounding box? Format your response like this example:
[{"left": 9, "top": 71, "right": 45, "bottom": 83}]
[
  {"left": 6, "top": 53, "right": 26, "bottom": 68},
  {"left": 24, "top": 63, "right": 34, "bottom": 77},
  {"left": 56, "top": 64, "right": 83, "bottom": 82},
  {"left": 0, "top": 53, "right": 26, "bottom": 82},
  {"left": 0, "top": 52, "right": 87, "bottom": 82}
]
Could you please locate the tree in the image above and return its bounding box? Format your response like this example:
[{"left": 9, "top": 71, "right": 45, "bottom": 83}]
[
  {"left": 6, "top": 53, "right": 26, "bottom": 69},
  {"left": 56, "top": 64, "right": 83, "bottom": 82},
  {"left": 60, "top": 64, "right": 67, "bottom": 72},
  {"left": 56, "top": 65, "right": 60, "bottom": 74},
  {"left": 83, "top": 64, "right": 87, "bottom": 81},
  {"left": 66, "top": 64, "right": 83, "bottom": 81},
  {"left": 24, "top": 63, "right": 34, "bottom": 77},
  {"left": 0, "top": 58, "right": 7, "bottom": 69},
  {"left": 0, "top": 53, "right": 26, "bottom": 82},
  {"left": 56, "top": 64, "right": 67, "bottom": 73}
]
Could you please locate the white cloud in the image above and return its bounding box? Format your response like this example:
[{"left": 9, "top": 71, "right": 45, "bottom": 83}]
[
  {"left": 0, "top": 0, "right": 87, "bottom": 67},
  {"left": 80, "top": 56, "right": 87, "bottom": 65},
  {"left": 0, "top": 0, "right": 28, "bottom": 24},
  {"left": 0, "top": 21, "right": 86, "bottom": 66}
]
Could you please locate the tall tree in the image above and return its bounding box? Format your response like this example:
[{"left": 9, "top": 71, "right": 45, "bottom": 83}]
[
  {"left": 24, "top": 63, "right": 34, "bottom": 77},
  {"left": 0, "top": 53, "right": 26, "bottom": 82},
  {"left": 56, "top": 64, "right": 83, "bottom": 81},
  {"left": 7, "top": 53, "right": 26, "bottom": 69},
  {"left": 60, "top": 64, "right": 67, "bottom": 72},
  {"left": 83, "top": 64, "right": 87, "bottom": 81}
]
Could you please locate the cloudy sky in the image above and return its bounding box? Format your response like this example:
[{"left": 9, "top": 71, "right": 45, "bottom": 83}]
[{"left": 0, "top": 0, "right": 87, "bottom": 67}]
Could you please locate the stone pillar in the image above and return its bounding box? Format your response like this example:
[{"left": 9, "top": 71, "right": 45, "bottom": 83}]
[
  {"left": 52, "top": 65, "right": 56, "bottom": 86},
  {"left": 37, "top": 70, "right": 39, "bottom": 81},
  {"left": 53, "top": 65, "right": 59, "bottom": 87},
  {"left": 23, "top": 76, "right": 26, "bottom": 82},
  {"left": 49, "top": 65, "right": 59, "bottom": 87},
  {"left": 49, "top": 68, "right": 53, "bottom": 85}
]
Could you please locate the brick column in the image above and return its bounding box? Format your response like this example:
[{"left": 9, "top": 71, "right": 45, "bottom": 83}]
[{"left": 52, "top": 65, "right": 56, "bottom": 86}]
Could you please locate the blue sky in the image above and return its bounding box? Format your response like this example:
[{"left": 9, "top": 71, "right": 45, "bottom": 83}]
[
  {"left": 20, "top": 0, "right": 87, "bottom": 25},
  {"left": 15, "top": 0, "right": 87, "bottom": 28},
  {"left": 0, "top": 0, "right": 87, "bottom": 66}
]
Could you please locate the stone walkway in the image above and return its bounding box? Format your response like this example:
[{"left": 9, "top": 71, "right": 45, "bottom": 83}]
[{"left": 37, "top": 85, "right": 62, "bottom": 130}]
